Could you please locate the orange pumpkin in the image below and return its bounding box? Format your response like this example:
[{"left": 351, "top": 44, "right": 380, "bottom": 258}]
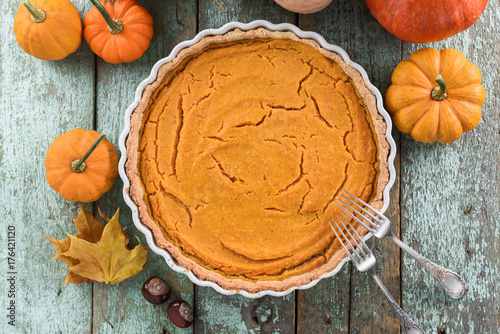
[
  {"left": 14, "top": 0, "right": 82, "bottom": 60},
  {"left": 45, "top": 130, "right": 119, "bottom": 202},
  {"left": 365, "top": 0, "right": 489, "bottom": 43},
  {"left": 385, "top": 48, "right": 486, "bottom": 143},
  {"left": 84, "top": 0, "right": 154, "bottom": 64}
]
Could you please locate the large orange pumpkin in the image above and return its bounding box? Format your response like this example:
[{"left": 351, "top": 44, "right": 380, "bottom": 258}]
[
  {"left": 84, "top": 0, "right": 154, "bottom": 64},
  {"left": 385, "top": 48, "right": 486, "bottom": 143},
  {"left": 14, "top": 0, "right": 82, "bottom": 60},
  {"left": 45, "top": 130, "right": 119, "bottom": 202},
  {"left": 365, "top": 0, "right": 489, "bottom": 43}
]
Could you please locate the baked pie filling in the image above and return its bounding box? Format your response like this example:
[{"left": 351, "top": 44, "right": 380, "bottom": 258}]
[{"left": 126, "top": 29, "right": 389, "bottom": 292}]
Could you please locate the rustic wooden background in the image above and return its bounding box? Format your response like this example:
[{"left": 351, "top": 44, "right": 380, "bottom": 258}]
[{"left": 1, "top": 0, "right": 499, "bottom": 333}]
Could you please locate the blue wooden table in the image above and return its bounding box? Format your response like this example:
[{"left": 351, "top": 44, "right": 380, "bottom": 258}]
[{"left": 1, "top": 0, "right": 499, "bottom": 333}]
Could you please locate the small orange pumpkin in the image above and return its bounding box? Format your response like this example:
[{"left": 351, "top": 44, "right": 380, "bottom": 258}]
[
  {"left": 14, "top": 0, "right": 82, "bottom": 60},
  {"left": 385, "top": 48, "right": 486, "bottom": 143},
  {"left": 84, "top": 0, "right": 154, "bottom": 64},
  {"left": 45, "top": 130, "right": 119, "bottom": 202}
]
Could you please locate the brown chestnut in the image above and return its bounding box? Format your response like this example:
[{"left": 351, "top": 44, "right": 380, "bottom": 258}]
[
  {"left": 142, "top": 277, "right": 171, "bottom": 305},
  {"left": 168, "top": 300, "right": 193, "bottom": 328}
]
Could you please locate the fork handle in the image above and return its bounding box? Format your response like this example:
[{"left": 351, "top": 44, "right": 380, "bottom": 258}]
[
  {"left": 388, "top": 233, "right": 468, "bottom": 299},
  {"left": 368, "top": 271, "right": 425, "bottom": 334}
]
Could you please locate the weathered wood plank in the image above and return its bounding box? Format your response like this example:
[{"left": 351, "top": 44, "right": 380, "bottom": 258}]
[
  {"left": 0, "top": 1, "right": 95, "bottom": 333},
  {"left": 401, "top": 1, "right": 500, "bottom": 333},
  {"left": 194, "top": 1, "right": 297, "bottom": 333},
  {"left": 92, "top": 0, "right": 198, "bottom": 333},
  {"left": 297, "top": 266, "right": 351, "bottom": 333},
  {"left": 199, "top": 0, "right": 297, "bottom": 29},
  {"left": 298, "top": 1, "right": 402, "bottom": 333},
  {"left": 195, "top": 289, "right": 295, "bottom": 333}
]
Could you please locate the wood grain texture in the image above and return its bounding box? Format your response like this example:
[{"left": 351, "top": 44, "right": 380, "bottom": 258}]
[
  {"left": 400, "top": 1, "right": 500, "bottom": 333},
  {"left": 195, "top": 287, "right": 295, "bottom": 333},
  {"left": 298, "top": 1, "right": 403, "bottom": 333},
  {"left": 199, "top": 0, "right": 297, "bottom": 29},
  {"left": 0, "top": 1, "right": 95, "bottom": 333},
  {"left": 297, "top": 266, "right": 351, "bottom": 333},
  {"left": 92, "top": 0, "right": 197, "bottom": 333}
]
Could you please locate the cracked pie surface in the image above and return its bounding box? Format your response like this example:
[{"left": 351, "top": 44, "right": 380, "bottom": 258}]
[{"left": 126, "top": 29, "right": 389, "bottom": 293}]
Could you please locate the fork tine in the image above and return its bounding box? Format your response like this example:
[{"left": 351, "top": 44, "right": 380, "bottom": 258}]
[
  {"left": 329, "top": 221, "right": 362, "bottom": 263},
  {"left": 336, "top": 213, "right": 367, "bottom": 258},
  {"left": 336, "top": 198, "right": 377, "bottom": 233},
  {"left": 339, "top": 194, "right": 383, "bottom": 226},
  {"left": 338, "top": 213, "right": 373, "bottom": 257},
  {"left": 329, "top": 221, "right": 356, "bottom": 261},
  {"left": 342, "top": 189, "right": 384, "bottom": 220}
]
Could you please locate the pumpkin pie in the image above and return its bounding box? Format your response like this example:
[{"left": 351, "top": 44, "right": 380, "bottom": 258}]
[{"left": 126, "top": 28, "right": 389, "bottom": 293}]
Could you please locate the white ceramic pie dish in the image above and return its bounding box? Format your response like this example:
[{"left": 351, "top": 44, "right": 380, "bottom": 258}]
[{"left": 118, "top": 20, "right": 397, "bottom": 298}]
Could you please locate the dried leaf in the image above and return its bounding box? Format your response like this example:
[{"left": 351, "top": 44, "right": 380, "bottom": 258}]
[
  {"left": 62, "top": 209, "right": 148, "bottom": 285},
  {"left": 44, "top": 237, "right": 76, "bottom": 266},
  {"left": 216, "top": 0, "right": 227, "bottom": 13},
  {"left": 64, "top": 271, "right": 95, "bottom": 286},
  {"left": 97, "top": 207, "right": 131, "bottom": 249},
  {"left": 98, "top": 207, "right": 111, "bottom": 222},
  {"left": 45, "top": 206, "right": 148, "bottom": 287},
  {"left": 98, "top": 207, "right": 130, "bottom": 247},
  {"left": 122, "top": 227, "right": 130, "bottom": 249},
  {"left": 75, "top": 204, "right": 104, "bottom": 243},
  {"left": 44, "top": 206, "right": 148, "bottom": 327},
  {"left": 44, "top": 236, "right": 94, "bottom": 286}
]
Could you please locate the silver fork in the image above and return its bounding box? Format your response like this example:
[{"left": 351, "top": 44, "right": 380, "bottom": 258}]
[
  {"left": 336, "top": 190, "right": 468, "bottom": 299},
  {"left": 330, "top": 216, "right": 425, "bottom": 334}
]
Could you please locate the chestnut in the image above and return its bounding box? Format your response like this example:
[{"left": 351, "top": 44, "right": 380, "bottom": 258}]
[
  {"left": 142, "top": 277, "right": 171, "bottom": 305},
  {"left": 168, "top": 300, "right": 193, "bottom": 328}
]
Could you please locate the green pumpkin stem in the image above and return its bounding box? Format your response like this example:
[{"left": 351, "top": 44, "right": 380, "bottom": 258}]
[
  {"left": 23, "top": 0, "right": 46, "bottom": 23},
  {"left": 72, "top": 133, "right": 107, "bottom": 173},
  {"left": 432, "top": 74, "right": 448, "bottom": 101},
  {"left": 89, "top": 0, "right": 123, "bottom": 34}
]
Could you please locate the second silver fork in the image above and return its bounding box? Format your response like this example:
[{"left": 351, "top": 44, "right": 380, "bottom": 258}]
[
  {"left": 330, "top": 216, "right": 425, "bottom": 334},
  {"left": 336, "top": 190, "right": 468, "bottom": 299}
]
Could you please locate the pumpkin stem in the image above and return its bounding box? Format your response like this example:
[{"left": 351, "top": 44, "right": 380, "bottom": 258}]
[
  {"left": 89, "top": 0, "right": 123, "bottom": 34},
  {"left": 71, "top": 133, "right": 107, "bottom": 173},
  {"left": 23, "top": 0, "right": 46, "bottom": 23},
  {"left": 432, "top": 74, "right": 448, "bottom": 101}
]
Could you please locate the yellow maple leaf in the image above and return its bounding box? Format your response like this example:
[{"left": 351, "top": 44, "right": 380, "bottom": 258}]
[
  {"left": 45, "top": 206, "right": 148, "bottom": 286},
  {"left": 44, "top": 206, "right": 149, "bottom": 327},
  {"left": 98, "top": 207, "right": 131, "bottom": 248},
  {"left": 43, "top": 237, "right": 94, "bottom": 286},
  {"left": 74, "top": 204, "right": 104, "bottom": 243},
  {"left": 44, "top": 237, "right": 76, "bottom": 266},
  {"left": 62, "top": 209, "right": 148, "bottom": 285},
  {"left": 98, "top": 207, "right": 111, "bottom": 222},
  {"left": 64, "top": 271, "right": 95, "bottom": 286}
]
